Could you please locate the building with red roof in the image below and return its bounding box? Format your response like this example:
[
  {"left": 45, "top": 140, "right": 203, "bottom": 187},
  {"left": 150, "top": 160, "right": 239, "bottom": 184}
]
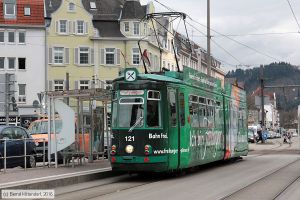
[{"left": 0, "top": 0, "right": 45, "bottom": 125}]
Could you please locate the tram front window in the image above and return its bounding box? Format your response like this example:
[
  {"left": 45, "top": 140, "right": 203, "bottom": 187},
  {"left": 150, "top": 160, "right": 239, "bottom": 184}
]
[
  {"left": 118, "top": 97, "right": 144, "bottom": 128},
  {"left": 147, "top": 90, "right": 161, "bottom": 127}
]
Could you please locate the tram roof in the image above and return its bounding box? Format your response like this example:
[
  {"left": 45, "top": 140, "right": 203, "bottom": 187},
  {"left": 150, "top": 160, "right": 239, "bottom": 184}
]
[{"left": 115, "top": 67, "right": 224, "bottom": 93}]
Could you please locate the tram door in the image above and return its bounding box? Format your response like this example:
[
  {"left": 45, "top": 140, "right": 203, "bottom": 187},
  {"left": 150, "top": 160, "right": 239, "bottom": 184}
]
[{"left": 167, "top": 88, "right": 180, "bottom": 169}]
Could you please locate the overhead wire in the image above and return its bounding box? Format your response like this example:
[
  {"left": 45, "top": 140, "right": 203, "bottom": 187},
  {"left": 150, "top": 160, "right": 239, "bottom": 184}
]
[
  {"left": 286, "top": 0, "right": 300, "bottom": 31},
  {"left": 185, "top": 21, "right": 245, "bottom": 67},
  {"left": 191, "top": 31, "right": 300, "bottom": 37},
  {"left": 153, "top": 0, "right": 284, "bottom": 63},
  {"left": 187, "top": 18, "right": 282, "bottom": 62}
]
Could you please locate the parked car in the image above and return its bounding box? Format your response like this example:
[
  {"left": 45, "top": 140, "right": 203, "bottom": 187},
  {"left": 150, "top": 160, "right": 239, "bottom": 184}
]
[
  {"left": 268, "top": 130, "right": 276, "bottom": 139},
  {"left": 288, "top": 129, "right": 298, "bottom": 137},
  {"left": 248, "top": 129, "right": 259, "bottom": 143},
  {"left": 0, "top": 126, "right": 36, "bottom": 169}
]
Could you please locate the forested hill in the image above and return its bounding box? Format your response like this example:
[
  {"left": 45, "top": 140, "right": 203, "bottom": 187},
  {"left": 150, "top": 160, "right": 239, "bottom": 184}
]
[{"left": 225, "top": 62, "right": 300, "bottom": 111}]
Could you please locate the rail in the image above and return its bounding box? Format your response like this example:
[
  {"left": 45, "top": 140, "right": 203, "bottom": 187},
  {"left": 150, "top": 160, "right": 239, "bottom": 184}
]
[{"left": 0, "top": 138, "right": 46, "bottom": 173}]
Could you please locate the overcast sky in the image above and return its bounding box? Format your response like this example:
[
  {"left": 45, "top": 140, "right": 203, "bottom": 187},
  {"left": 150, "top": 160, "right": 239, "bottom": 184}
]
[{"left": 141, "top": 0, "right": 300, "bottom": 72}]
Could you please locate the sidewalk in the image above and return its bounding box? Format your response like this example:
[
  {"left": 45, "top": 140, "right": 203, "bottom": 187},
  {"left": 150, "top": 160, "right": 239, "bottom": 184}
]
[
  {"left": 249, "top": 137, "right": 300, "bottom": 153},
  {"left": 0, "top": 159, "right": 112, "bottom": 189}
]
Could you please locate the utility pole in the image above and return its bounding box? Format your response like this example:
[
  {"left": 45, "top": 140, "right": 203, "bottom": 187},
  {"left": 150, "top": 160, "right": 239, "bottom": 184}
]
[
  {"left": 66, "top": 72, "right": 69, "bottom": 105},
  {"left": 207, "top": 0, "right": 211, "bottom": 76},
  {"left": 5, "top": 73, "right": 9, "bottom": 125},
  {"left": 260, "top": 65, "right": 265, "bottom": 128}
]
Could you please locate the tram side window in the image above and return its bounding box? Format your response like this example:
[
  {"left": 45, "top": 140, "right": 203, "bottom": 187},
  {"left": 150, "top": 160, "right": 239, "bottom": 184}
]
[
  {"left": 238, "top": 109, "right": 246, "bottom": 129},
  {"left": 179, "top": 93, "right": 185, "bottom": 126},
  {"left": 168, "top": 90, "right": 177, "bottom": 127},
  {"left": 199, "top": 97, "right": 206, "bottom": 128},
  {"left": 147, "top": 91, "right": 161, "bottom": 127},
  {"left": 189, "top": 95, "right": 199, "bottom": 128},
  {"left": 238, "top": 111, "right": 242, "bottom": 129},
  {"left": 207, "top": 99, "right": 215, "bottom": 128},
  {"left": 119, "top": 98, "right": 144, "bottom": 128},
  {"left": 243, "top": 109, "right": 247, "bottom": 128},
  {"left": 215, "top": 101, "right": 223, "bottom": 128},
  {"left": 112, "top": 101, "right": 117, "bottom": 128},
  {"left": 111, "top": 92, "right": 118, "bottom": 128}
]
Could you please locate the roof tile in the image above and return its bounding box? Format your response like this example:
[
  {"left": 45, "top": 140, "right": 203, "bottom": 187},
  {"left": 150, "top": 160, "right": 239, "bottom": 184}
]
[{"left": 0, "top": 0, "right": 44, "bottom": 26}]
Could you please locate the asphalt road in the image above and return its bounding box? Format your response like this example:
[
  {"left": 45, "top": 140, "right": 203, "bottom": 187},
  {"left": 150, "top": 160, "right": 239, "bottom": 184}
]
[{"left": 54, "top": 138, "right": 300, "bottom": 200}]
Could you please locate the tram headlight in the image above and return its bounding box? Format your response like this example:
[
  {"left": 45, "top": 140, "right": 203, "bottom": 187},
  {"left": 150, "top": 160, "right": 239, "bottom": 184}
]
[
  {"left": 111, "top": 145, "right": 117, "bottom": 156},
  {"left": 125, "top": 145, "right": 134, "bottom": 154},
  {"left": 144, "top": 145, "right": 152, "bottom": 156}
]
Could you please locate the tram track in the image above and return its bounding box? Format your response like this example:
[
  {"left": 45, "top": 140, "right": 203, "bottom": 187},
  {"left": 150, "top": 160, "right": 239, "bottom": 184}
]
[
  {"left": 53, "top": 174, "right": 162, "bottom": 200},
  {"left": 54, "top": 141, "right": 294, "bottom": 200},
  {"left": 220, "top": 157, "right": 300, "bottom": 200}
]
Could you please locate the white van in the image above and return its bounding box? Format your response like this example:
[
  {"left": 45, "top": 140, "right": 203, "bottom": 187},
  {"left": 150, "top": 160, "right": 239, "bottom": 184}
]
[
  {"left": 248, "top": 125, "right": 258, "bottom": 135},
  {"left": 288, "top": 129, "right": 298, "bottom": 137},
  {"left": 248, "top": 125, "right": 259, "bottom": 142}
]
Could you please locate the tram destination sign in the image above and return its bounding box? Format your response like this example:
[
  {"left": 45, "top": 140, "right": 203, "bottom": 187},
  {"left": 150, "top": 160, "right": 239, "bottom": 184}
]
[{"left": 183, "top": 67, "right": 222, "bottom": 91}]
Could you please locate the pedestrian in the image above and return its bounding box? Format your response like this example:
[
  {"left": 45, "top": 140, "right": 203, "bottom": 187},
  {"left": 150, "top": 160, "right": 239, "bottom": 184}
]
[
  {"left": 256, "top": 122, "right": 263, "bottom": 143},
  {"left": 287, "top": 131, "right": 292, "bottom": 144},
  {"left": 283, "top": 131, "right": 288, "bottom": 143}
]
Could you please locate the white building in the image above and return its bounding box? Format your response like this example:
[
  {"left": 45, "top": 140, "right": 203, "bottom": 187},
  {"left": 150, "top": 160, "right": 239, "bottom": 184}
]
[{"left": 0, "top": 0, "right": 46, "bottom": 125}]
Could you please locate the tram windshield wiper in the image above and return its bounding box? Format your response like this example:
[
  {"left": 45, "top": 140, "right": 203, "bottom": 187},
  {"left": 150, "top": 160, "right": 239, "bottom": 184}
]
[{"left": 129, "top": 116, "right": 143, "bottom": 132}]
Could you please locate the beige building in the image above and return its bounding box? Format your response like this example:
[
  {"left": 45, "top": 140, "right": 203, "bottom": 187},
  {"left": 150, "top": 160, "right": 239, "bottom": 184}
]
[
  {"left": 45, "top": 0, "right": 224, "bottom": 91},
  {"left": 45, "top": 0, "right": 96, "bottom": 91},
  {"left": 83, "top": 0, "right": 163, "bottom": 88}
]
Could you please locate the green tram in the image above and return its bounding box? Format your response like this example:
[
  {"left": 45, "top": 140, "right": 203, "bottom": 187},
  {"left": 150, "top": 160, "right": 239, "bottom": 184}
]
[{"left": 110, "top": 67, "right": 248, "bottom": 172}]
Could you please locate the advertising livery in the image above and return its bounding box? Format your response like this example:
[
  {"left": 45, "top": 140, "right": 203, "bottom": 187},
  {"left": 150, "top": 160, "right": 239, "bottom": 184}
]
[{"left": 110, "top": 68, "right": 248, "bottom": 172}]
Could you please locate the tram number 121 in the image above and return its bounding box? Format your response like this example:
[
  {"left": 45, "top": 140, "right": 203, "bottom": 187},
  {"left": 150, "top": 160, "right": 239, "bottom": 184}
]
[{"left": 125, "top": 136, "right": 135, "bottom": 142}]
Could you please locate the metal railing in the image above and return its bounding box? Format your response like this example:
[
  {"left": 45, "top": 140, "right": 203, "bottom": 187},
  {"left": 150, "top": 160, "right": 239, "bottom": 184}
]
[{"left": 0, "top": 138, "right": 46, "bottom": 173}]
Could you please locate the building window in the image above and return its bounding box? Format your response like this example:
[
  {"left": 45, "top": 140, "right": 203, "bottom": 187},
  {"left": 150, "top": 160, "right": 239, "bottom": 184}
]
[
  {"left": 8, "top": 32, "right": 15, "bottom": 43},
  {"left": 18, "top": 58, "right": 26, "bottom": 70},
  {"left": 53, "top": 47, "right": 64, "bottom": 64},
  {"left": 68, "top": 3, "right": 75, "bottom": 11},
  {"left": 90, "top": 2, "right": 96, "bottom": 9},
  {"left": 79, "top": 47, "right": 89, "bottom": 64},
  {"left": 19, "top": 32, "right": 25, "bottom": 44},
  {"left": 105, "top": 48, "right": 115, "bottom": 65},
  {"left": 79, "top": 80, "right": 89, "bottom": 90},
  {"left": 133, "top": 22, "right": 140, "bottom": 35},
  {"left": 77, "top": 21, "right": 84, "bottom": 34},
  {"left": 124, "top": 22, "right": 129, "bottom": 32},
  {"left": 59, "top": 20, "right": 67, "bottom": 33},
  {"left": 132, "top": 48, "right": 140, "bottom": 65},
  {"left": 18, "top": 84, "right": 26, "bottom": 103},
  {"left": 24, "top": 6, "right": 30, "bottom": 16},
  {"left": 0, "top": 31, "right": 4, "bottom": 43},
  {"left": 0, "top": 57, "right": 4, "bottom": 69},
  {"left": 5, "top": 3, "right": 15, "bottom": 16},
  {"left": 54, "top": 80, "right": 64, "bottom": 91},
  {"left": 8, "top": 58, "right": 15, "bottom": 69}
]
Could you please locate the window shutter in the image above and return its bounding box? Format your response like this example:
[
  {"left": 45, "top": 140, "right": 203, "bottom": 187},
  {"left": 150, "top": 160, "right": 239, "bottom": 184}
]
[
  {"left": 73, "top": 21, "right": 76, "bottom": 34},
  {"left": 116, "top": 49, "right": 120, "bottom": 65},
  {"left": 74, "top": 48, "right": 78, "bottom": 64},
  {"left": 64, "top": 48, "right": 69, "bottom": 64},
  {"left": 48, "top": 80, "right": 53, "bottom": 91},
  {"left": 66, "top": 21, "right": 69, "bottom": 35},
  {"left": 75, "top": 81, "right": 79, "bottom": 90},
  {"left": 90, "top": 48, "right": 94, "bottom": 65},
  {"left": 85, "top": 22, "right": 88, "bottom": 34},
  {"left": 69, "top": 21, "right": 73, "bottom": 34},
  {"left": 55, "top": 21, "right": 59, "bottom": 33},
  {"left": 48, "top": 47, "right": 53, "bottom": 64},
  {"left": 100, "top": 49, "right": 105, "bottom": 65}
]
